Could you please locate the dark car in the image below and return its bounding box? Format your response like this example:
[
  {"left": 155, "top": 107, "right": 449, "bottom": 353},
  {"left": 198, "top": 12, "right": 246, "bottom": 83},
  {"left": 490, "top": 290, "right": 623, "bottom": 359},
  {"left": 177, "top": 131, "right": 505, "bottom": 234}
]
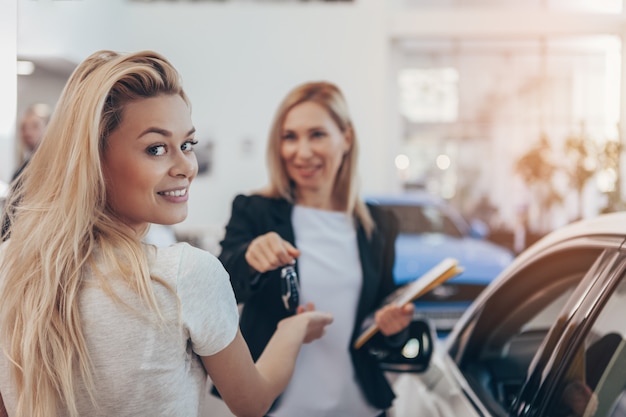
[
  {"left": 366, "top": 191, "right": 513, "bottom": 334},
  {"left": 376, "top": 211, "right": 626, "bottom": 417}
]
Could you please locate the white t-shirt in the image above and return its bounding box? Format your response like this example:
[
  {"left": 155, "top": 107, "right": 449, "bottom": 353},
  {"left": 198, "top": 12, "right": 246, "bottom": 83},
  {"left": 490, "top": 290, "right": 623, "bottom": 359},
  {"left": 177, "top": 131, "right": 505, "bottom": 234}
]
[
  {"left": 270, "top": 205, "right": 381, "bottom": 417},
  {"left": 0, "top": 242, "right": 239, "bottom": 417}
]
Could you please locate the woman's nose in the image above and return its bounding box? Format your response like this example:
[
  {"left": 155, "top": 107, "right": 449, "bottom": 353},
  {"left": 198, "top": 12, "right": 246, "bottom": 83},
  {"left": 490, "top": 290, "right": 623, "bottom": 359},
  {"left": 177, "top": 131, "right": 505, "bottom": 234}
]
[
  {"left": 294, "top": 139, "right": 313, "bottom": 159},
  {"left": 170, "top": 151, "right": 197, "bottom": 178}
]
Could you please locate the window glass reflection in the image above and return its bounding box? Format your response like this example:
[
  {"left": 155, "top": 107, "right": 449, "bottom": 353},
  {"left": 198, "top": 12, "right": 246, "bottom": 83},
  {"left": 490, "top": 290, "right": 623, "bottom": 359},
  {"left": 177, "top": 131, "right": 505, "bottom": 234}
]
[{"left": 548, "top": 265, "right": 626, "bottom": 417}]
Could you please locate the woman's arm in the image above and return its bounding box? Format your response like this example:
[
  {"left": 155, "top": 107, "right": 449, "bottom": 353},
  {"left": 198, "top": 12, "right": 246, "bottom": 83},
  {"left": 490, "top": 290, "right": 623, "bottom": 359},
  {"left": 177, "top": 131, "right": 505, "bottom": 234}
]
[
  {"left": 219, "top": 195, "right": 298, "bottom": 303},
  {"left": 369, "top": 204, "right": 413, "bottom": 336},
  {"left": 202, "top": 310, "right": 333, "bottom": 417},
  {"left": 219, "top": 195, "right": 265, "bottom": 303}
]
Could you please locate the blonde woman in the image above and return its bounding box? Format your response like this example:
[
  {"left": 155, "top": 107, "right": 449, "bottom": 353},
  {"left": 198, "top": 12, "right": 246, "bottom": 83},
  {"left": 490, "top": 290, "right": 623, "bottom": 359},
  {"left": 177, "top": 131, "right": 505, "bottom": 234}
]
[
  {"left": 218, "top": 82, "right": 414, "bottom": 417},
  {"left": 0, "top": 50, "right": 332, "bottom": 417}
]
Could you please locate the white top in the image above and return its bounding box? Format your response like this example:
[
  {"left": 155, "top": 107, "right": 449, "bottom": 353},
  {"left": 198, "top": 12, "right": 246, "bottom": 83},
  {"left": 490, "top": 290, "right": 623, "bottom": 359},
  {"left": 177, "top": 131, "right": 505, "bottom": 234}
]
[
  {"left": 270, "top": 205, "right": 381, "bottom": 417},
  {"left": 0, "top": 242, "right": 239, "bottom": 417}
]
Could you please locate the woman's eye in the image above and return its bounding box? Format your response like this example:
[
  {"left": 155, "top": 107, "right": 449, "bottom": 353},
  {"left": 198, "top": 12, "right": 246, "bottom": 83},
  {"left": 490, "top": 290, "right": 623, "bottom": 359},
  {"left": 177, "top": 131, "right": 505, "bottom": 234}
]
[
  {"left": 311, "top": 130, "right": 326, "bottom": 138},
  {"left": 147, "top": 145, "right": 166, "bottom": 156},
  {"left": 282, "top": 132, "right": 296, "bottom": 141},
  {"left": 181, "top": 139, "right": 198, "bottom": 152}
]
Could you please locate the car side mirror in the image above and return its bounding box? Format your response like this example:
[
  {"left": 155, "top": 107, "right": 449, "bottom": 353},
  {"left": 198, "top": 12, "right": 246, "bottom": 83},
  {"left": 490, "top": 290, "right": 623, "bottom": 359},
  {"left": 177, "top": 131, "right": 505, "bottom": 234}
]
[{"left": 368, "top": 318, "right": 435, "bottom": 373}]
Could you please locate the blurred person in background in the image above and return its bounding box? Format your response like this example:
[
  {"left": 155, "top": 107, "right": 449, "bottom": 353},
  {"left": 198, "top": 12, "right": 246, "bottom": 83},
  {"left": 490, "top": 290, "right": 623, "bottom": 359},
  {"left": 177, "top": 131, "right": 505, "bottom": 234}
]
[
  {"left": 218, "top": 81, "right": 414, "bottom": 417},
  {"left": 12, "top": 103, "right": 51, "bottom": 181},
  {"left": 2, "top": 104, "right": 51, "bottom": 240}
]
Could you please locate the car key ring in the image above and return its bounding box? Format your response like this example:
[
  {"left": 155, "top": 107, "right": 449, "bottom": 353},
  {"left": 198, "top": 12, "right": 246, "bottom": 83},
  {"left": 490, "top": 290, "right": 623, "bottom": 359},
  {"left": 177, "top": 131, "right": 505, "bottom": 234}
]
[{"left": 280, "top": 263, "right": 300, "bottom": 313}]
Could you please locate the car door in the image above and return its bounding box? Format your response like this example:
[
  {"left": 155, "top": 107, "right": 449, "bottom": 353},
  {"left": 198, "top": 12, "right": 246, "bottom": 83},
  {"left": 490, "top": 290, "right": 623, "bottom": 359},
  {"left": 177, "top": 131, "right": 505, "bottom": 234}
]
[
  {"left": 449, "top": 242, "right": 603, "bottom": 417},
  {"left": 396, "top": 239, "right": 626, "bottom": 417},
  {"left": 518, "top": 248, "right": 626, "bottom": 417}
]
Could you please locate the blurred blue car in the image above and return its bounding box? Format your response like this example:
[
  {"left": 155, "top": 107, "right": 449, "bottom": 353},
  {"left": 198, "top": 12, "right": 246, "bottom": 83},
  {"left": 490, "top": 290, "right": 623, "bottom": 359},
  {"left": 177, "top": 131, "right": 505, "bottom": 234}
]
[{"left": 366, "top": 191, "right": 513, "bottom": 334}]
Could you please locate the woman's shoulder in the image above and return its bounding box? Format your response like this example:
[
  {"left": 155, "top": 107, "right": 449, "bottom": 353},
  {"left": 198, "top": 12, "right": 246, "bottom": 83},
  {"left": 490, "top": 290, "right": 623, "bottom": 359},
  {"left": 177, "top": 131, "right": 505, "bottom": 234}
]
[
  {"left": 147, "top": 242, "right": 223, "bottom": 279},
  {"left": 149, "top": 241, "right": 213, "bottom": 261},
  {"left": 232, "top": 192, "right": 289, "bottom": 211},
  {"left": 365, "top": 202, "right": 394, "bottom": 224},
  {"left": 364, "top": 202, "right": 399, "bottom": 236}
]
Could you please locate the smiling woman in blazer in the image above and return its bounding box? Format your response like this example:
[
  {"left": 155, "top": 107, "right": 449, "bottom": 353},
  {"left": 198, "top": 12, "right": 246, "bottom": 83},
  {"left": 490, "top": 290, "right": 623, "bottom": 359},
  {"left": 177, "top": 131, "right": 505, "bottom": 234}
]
[{"left": 218, "top": 81, "right": 414, "bottom": 417}]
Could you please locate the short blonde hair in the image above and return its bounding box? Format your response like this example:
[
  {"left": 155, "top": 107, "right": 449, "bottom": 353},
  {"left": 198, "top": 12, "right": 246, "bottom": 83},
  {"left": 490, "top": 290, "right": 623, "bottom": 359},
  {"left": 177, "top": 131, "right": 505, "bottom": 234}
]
[{"left": 263, "top": 81, "right": 374, "bottom": 235}]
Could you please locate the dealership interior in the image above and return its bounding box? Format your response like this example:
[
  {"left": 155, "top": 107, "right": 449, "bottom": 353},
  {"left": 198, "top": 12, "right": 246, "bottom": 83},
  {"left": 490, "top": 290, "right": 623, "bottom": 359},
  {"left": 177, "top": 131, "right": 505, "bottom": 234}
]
[
  {"left": 3, "top": 2, "right": 626, "bottom": 415},
  {"left": 3, "top": 0, "right": 626, "bottom": 256}
]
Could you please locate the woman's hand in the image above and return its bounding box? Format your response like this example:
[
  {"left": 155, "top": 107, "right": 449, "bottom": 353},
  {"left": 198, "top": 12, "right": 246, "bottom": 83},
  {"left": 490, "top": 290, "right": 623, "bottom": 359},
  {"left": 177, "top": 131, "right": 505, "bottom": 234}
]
[
  {"left": 375, "top": 303, "right": 414, "bottom": 336},
  {"left": 279, "top": 302, "right": 333, "bottom": 344},
  {"left": 245, "top": 231, "right": 301, "bottom": 273},
  {"left": 205, "top": 304, "right": 332, "bottom": 416}
]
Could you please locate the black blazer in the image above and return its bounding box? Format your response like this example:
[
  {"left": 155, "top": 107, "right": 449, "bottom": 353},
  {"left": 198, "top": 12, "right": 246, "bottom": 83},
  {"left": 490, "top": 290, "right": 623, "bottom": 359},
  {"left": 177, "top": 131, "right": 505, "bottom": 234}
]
[{"left": 218, "top": 194, "right": 400, "bottom": 410}]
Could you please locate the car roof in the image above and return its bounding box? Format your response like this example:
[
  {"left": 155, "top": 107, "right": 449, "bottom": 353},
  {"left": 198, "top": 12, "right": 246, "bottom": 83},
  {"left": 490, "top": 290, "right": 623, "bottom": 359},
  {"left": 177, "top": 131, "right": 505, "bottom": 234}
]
[
  {"left": 508, "top": 211, "right": 626, "bottom": 271},
  {"left": 444, "top": 211, "right": 626, "bottom": 353}
]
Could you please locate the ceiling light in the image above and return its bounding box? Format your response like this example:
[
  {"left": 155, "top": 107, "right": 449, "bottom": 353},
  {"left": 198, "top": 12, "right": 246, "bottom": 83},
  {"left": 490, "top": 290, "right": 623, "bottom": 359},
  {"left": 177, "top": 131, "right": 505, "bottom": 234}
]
[{"left": 17, "top": 60, "right": 35, "bottom": 75}]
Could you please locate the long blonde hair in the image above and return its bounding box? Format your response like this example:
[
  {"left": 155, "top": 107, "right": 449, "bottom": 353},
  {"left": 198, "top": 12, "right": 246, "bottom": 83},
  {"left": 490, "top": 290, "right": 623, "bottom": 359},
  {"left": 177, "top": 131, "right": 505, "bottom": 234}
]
[
  {"left": 0, "top": 50, "right": 188, "bottom": 417},
  {"left": 264, "top": 81, "right": 374, "bottom": 235}
]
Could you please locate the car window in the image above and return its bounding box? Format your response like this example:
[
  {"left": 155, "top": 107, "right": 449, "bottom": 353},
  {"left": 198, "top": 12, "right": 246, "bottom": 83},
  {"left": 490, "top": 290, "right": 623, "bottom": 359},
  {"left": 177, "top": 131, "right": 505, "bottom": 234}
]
[
  {"left": 384, "top": 204, "right": 464, "bottom": 238},
  {"left": 546, "top": 256, "right": 626, "bottom": 417},
  {"left": 462, "top": 278, "right": 580, "bottom": 416},
  {"left": 422, "top": 206, "right": 464, "bottom": 237},
  {"left": 519, "top": 287, "right": 576, "bottom": 332},
  {"left": 453, "top": 247, "right": 603, "bottom": 417}
]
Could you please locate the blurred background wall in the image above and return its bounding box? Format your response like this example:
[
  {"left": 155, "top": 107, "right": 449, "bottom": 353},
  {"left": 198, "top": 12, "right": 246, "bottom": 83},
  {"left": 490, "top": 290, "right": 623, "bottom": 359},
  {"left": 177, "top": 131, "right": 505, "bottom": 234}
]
[{"left": 4, "top": 0, "right": 626, "bottom": 252}]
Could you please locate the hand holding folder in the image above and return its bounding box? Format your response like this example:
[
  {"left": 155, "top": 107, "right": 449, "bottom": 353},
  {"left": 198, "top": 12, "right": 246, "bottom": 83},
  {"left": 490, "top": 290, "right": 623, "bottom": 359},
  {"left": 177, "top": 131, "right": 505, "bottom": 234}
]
[{"left": 354, "top": 258, "right": 463, "bottom": 349}]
